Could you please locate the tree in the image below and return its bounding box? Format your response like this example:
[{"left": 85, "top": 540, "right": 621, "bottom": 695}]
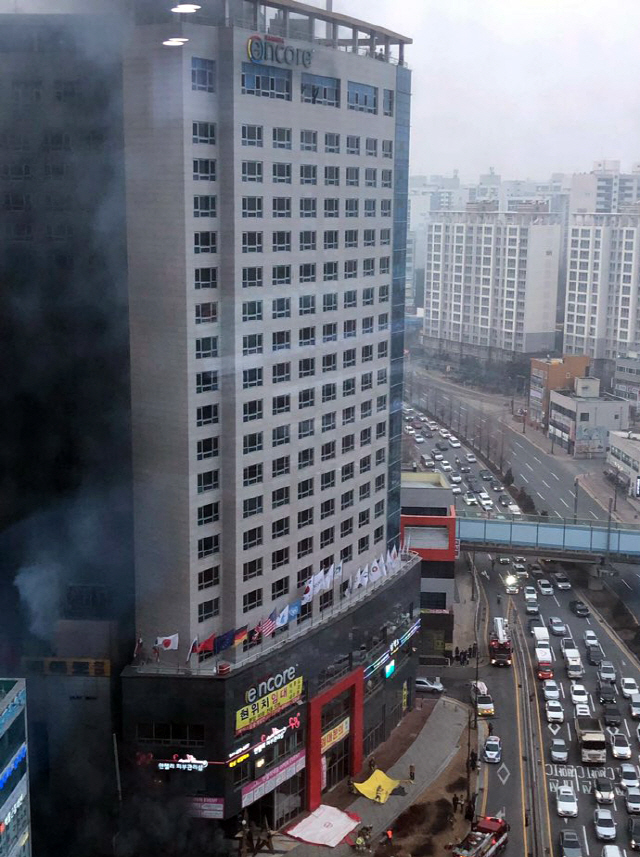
[{"left": 503, "top": 467, "right": 514, "bottom": 486}]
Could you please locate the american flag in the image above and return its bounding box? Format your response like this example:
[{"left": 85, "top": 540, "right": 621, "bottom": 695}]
[{"left": 261, "top": 610, "right": 277, "bottom": 638}]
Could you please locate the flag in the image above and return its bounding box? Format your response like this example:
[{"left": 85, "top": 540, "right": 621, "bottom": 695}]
[
  {"left": 196, "top": 633, "right": 215, "bottom": 653},
  {"left": 312, "top": 569, "right": 325, "bottom": 595},
  {"left": 155, "top": 634, "right": 179, "bottom": 651},
  {"left": 301, "top": 578, "right": 314, "bottom": 605},
  {"left": 276, "top": 604, "right": 289, "bottom": 628},
  {"left": 234, "top": 626, "right": 248, "bottom": 647},
  {"left": 386, "top": 549, "right": 393, "bottom": 570},
  {"left": 133, "top": 636, "right": 143, "bottom": 659},
  {"left": 214, "top": 629, "right": 234, "bottom": 654},
  {"left": 262, "top": 610, "right": 277, "bottom": 637},
  {"left": 251, "top": 621, "right": 262, "bottom": 643},
  {"left": 379, "top": 554, "right": 387, "bottom": 577},
  {"left": 360, "top": 564, "right": 369, "bottom": 588},
  {"left": 406, "top": 533, "right": 411, "bottom": 551},
  {"left": 323, "top": 563, "right": 334, "bottom": 591},
  {"left": 369, "top": 559, "right": 381, "bottom": 583},
  {"left": 341, "top": 577, "right": 352, "bottom": 598},
  {"left": 186, "top": 637, "right": 198, "bottom": 662},
  {"left": 353, "top": 568, "right": 362, "bottom": 589},
  {"left": 289, "top": 599, "right": 301, "bottom": 621},
  {"left": 391, "top": 544, "right": 399, "bottom": 569},
  {"left": 335, "top": 561, "right": 343, "bottom": 580}
]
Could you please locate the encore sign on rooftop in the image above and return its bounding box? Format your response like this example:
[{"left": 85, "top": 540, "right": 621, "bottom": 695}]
[{"left": 247, "top": 35, "right": 313, "bottom": 68}]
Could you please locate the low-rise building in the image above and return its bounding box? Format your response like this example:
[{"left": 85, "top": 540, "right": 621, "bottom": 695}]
[
  {"left": 528, "top": 354, "right": 591, "bottom": 428},
  {"left": 548, "top": 376, "right": 630, "bottom": 457},
  {"left": 614, "top": 353, "right": 640, "bottom": 411},
  {"left": 0, "top": 678, "right": 31, "bottom": 857},
  {"left": 606, "top": 431, "right": 640, "bottom": 498}
]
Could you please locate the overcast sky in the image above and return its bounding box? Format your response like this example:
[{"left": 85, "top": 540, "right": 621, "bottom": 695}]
[{"left": 330, "top": 0, "right": 640, "bottom": 183}]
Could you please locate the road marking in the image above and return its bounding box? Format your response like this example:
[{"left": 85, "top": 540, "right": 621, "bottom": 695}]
[
  {"left": 590, "top": 511, "right": 599, "bottom": 520},
  {"left": 622, "top": 579, "right": 633, "bottom": 590},
  {"left": 567, "top": 721, "right": 572, "bottom": 741},
  {"left": 560, "top": 498, "right": 570, "bottom": 508},
  {"left": 525, "top": 462, "right": 534, "bottom": 472},
  {"left": 534, "top": 456, "right": 542, "bottom": 464},
  {"left": 548, "top": 722, "right": 561, "bottom": 734},
  {"left": 552, "top": 472, "right": 560, "bottom": 481},
  {"left": 554, "top": 511, "right": 563, "bottom": 519},
  {"left": 635, "top": 573, "right": 640, "bottom": 580},
  {"left": 625, "top": 719, "right": 631, "bottom": 737},
  {"left": 512, "top": 636, "right": 529, "bottom": 854},
  {"left": 514, "top": 441, "right": 524, "bottom": 450},
  {"left": 582, "top": 825, "right": 590, "bottom": 855},
  {"left": 496, "top": 764, "right": 510, "bottom": 785},
  {"left": 542, "top": 479, "right": 551, "bottom": 488},
  {"left": 521, "top": 474, "right": 529, "bottom": 483},
  {"left": 559, "top": 683, "right": 565, "bottom": 698},
  {"left": 537, "top": 492, "right": 545, "bottom": 500},
  {"left": 554, "top": 595, "right": 560, "bottom": 606}
]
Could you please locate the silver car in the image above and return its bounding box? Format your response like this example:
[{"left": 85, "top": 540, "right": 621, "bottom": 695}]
[
  {"left": 593, "top": 807, "right": 617, "bottom": 840},
  {"left": 626, "top": 788, "right": 640, "bottom": 814},
  {"left": 550, "top": 738, "right": 568, "bottom": 762}
]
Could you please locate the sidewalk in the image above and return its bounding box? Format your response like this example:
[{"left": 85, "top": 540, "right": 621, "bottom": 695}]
[
  {"left": 577, "top": 471, "right": 640, "bottom": 526},
  {"left": 452, "top": 560, "right": 480, "bottom": 657},
  {"left": 282, "top": 698, "right": 470, "bottom": 857}
]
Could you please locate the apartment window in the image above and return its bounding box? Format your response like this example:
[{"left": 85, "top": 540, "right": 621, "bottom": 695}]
[
  {"left": 377, "top": 394, "right": 387, "bottom": 412},
  {"left": 301, "top": 73, "right": 340, "bottom": 107},
  {"left": 346, "top": 167, "right": 359, "bottom": 186},
  {"left": 379, "top": 257, "right": 390, "bottom": 275},
  {"left": 377, "top": 368, "right": 387, "bottom": 385},
  {"left": 359, "top": 483, "right": 370, "bottom": 501},
  {"left": 344, "top": 290, "right": 357, "bottom": 309},
  {"left": 375, "top": 474, "right": 385, "bottom": 492},
  {"left": 272, "top": 163, "right": 292, "bottom": 186},
  {"left": 242, "top": 160, "right": 262, "bottom": 182},
  {"left": 322, "top": 382, "right": 337, "bottom": 402},
  {"left": 324, "top": 230, "right": 339, "bottom": 250},
  {"left": 242, "top": 231, "right": 263, "bottom": 253},
  {"left": 272, "top": 197, "right": 291, "bottom": 218},
  {"left": 358, "top": 535, "right": 369, "bottom": 554},
  {"left": 243, "top": 400, "right": 263, "bottom": 422},
  {"left": 272, "top": 424, "right": 290, "bottom": 446},
  {"left": 320, "top": 527, "right": 334, "bottom": 549},
  {"left": 321, "top": 412, "right": 336, "bottom": 432},
  {"left": 192, "top": 57, "right": 215, "bottom": 92},
  {"left": 196, "top": 371, "right": 218, "bottom": 393},
  {"left": 364, "top": 199, "right": 376, "bottom": 218},
  {"left": 272, "top": 362, "right": 291, "bottom": 383},
  {"left": 195, "top": 302, "right": 217, "bottom": 324},
  {"left": 243, "top": 367, "right": 262, "bottom": 388},
  {"left": 194, "top": 195, "right": 217, "bottom": 217},
  {"left": 382, "top": 140, "right": 393, "bottom": 158},
  {"left": 272, "top": 486, "right": 290, "bottom": 508},
  {"left": 343, "top": 378, "right": 356, "bottom": 397},
  {"left": 242, "top": 333, "right": 263, "bottom": 355},
  {"left": 298, "top": 448, "right": 314, "bottom": 469},
  {"left": 243, "top": 463, "right": 263, "bottom": 486},
  {"left": 300, "top": 198, "right": 317, "bottom": 218},
  {"left": 195, "top": 267, "right": 217, "bottom": 289},
  {"left": 272, "top": 456, "right": 290, "bottom": 477},
  {"left": 340, "top": 518, "right": 353, "bottom": 538},
  {"left": 299, "top": 294, "right": 315, "bottom": 315},
  {"left": 197, "top": 502, "right": 219, "bottom": 525},
  {"left": 323, "top": 354, "right": 337, "bottom": 373},
  {"left": 341, "top": 462, "right": 354, "bottom": 482},
  {"left": 197, "top": 470, "right": 219, "bottom": 494},
  {"left": 272, "top": 517, "right": 289, "bottom": 539},
  {"left": 344, "top": 260, "right": 357, "bottom": 279},
  {"left": 360, "top": 425, "right": 372, "bottom": 447},
  {"left": 242, "top": 196, "right": 263, "bottom": 218},
  {"left": 324, "top": 198, "right": 339, "bottom": 218},
  {"left": 365, "top": 168, "right": 377, "bottom": 188},
  {"left": 272, "top": 394, "right": 290, "bottom": 415},
  {"left": 321, "top": 499, "right": 335, "bottom": 520},
  {"left": 324, "top": 166, "right": 339, "bottom": 186},
  {"left": 242, "top": 588, "right": 262, "bottom": 612},
  {"left": 348, "top": 81, "right": 377, "bottom": 113},
  {"left": 363, "top": 229, "right": 375, "bottom": 247},
  {"left": 241, "top": 62, "right": 291, "bottom": 100},
  {"left": 343, "top": 349, "right": 356, "bottom": 369},
  {"left": 272, "top": 549, "right": 289, "bottom": 571},
  {"left": 194, "top": 231, "right": 217, "bottom": 254},
  {"left": 380, "top": 227, "right": 391, "bottom": 244},
  {"left": 272, "top": 231, "right": 291, "bottom": 251},
  {"left": 300, "top": 129, "right": 317, "bottom": 151},
  {"left": 243, "top": 432, "right": 263, "bottom": 454},
  {"left": 381, "top": 199, "right": 392, "bottom": 217},
  {"left": 299, "top": 326, "right": 315, "bottom": 347},
  {"left": 297, "top": 507, "right": 314, "bottom": 529},
  {"left": 298, "top": 537, "right": 313, "bottom": 559},
  {"left": 325, "top": 132, "right": 340, "bottom": 153},
  {"left": 243, "top": 558, "right": 263, "bottom": 581},
  {"left": 273, "top": 127, "right": 292, "bottom": 149},
  {"left": 323, "top": 293, "right": 338, "bottom": 312},
  {"left": 344, "top": 319, "right": 356, "bottom": 339},
  {"left": 300, "top": 164, "right": 317, "bottom": 185},
  {"left": 323, "top": 262, "right": 338, "bottom": 281},
  {"left": 193, "top": 121, "right": 216, "bottom": 144},
  {"left": 321, "top": 441, "right": 336, "bottom": 461},
  {"left": 342, "top": 435, "right": 355, "bottom": 454},
  {"left": 321, "top": 471, "right": 336, "bottom": 492},
  {"left": 242, "top": 124, "right": 263, "bottom": 147},
  {"left": 272, "top": 265, "right": 292, "bottom": 285},
  {"left": 198, "top": 566, "right": 220, "bottom": 590},
  {"left": 242, "top": 300, "right": 262, "bottom": 321},
  {"left": 195, "top": 336, "right": 217, "bottom": 359},
  {"left": 363, "top": 258, "right": 375, "bottom": 276},
  {"left": 346, "top": 135, "right": 360, "bottom": 155},
  {"left": 299, "top": 263, "right": 316, "bottom": 283},
  {"left": 362, "top": 344, "right": 373, "bottom": 362},
  {"left": 198, "top": 535, "right": 220, "bottom": 558},
  {"left": 376, "top": 421, "right": 387, "bottom": 440},
  {"left": 242, "top": 266, "right": 262, "bottom": 288},
  {"left": 300, "top": 230, "right": 316, "bottom": 251},
  {"left": 363, "top": 287, "right": 374, "bottom": 305},
  {"left": 358, "top": 509, "right": 370, "bottom": 529},
  {"left": 365, "top": 138, "right": 377, "bottom": 157},
  {"left": 340, "top": 545, "right": 352, "bottom": 565},
  {"left": 299, "top": 388, "right": 314, "bottom": 409},
  {"left": 378, "top": 341, "right": 388, "bottom": 358},
  {"left": 362, "top": 317, "right": 374, "bottom": 334},
  {"left": 345, "top": 199, "right": 358, "bottom": 218},
  {"left": 342, "top": 406, "right": 355, "bottom": 425},
  {"left": 272, "top": 330, "right": 290, "bottom": 350},
  {"left": 341, "top": 490, "right": 354, "bottom": 511},
  {"left": 381, "top": 169, "right": 392, "bottom": 188},
  {"left": 243, "top": 495, "right": 263, "bottom": 518},
  {"left": 378, "top": 312, "right": 389, "bottom": 331}
]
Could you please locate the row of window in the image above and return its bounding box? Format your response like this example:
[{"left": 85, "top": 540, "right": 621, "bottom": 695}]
[
  {"left": 242, "top": 478, "right": 386, "bottom": 522},
  {"left": 241, "top": 124, "right": 393, "bottom": 155},
  {"left": 242, "top": 422, "right": 387, "bottom": 452},
  {"left": 242, "top": 162, "right": 393, "bottom": 187},
  {"left": 239, "top": 196, "right": 391, "bottom": 218},
  {"left": 240, "top": 226, "right": 392, "bottom": 257},
  {"left": 195, "top": 299, "right": 391, "bottom": 328}
]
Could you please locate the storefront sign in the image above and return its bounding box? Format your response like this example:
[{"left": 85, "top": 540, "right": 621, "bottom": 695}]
[
  {"left": 236, "top": 676, "right": 304, "bottom": 734},
  {"left": 0, "top": 745, "right": 26, "bottom": 792},
  {"left": 1, "top": 792, "right": 25, "bottom": 830},
  {"left": 247, "top": 35, "right": 312, "bottom": 68},
  {"left": 363, "top": 619, "right": 421, "bottom": 680},
  {"left": 241, "top": 749, "right": 306, "bottom": 808},
  {"left": 246, "top": 666, "right": 297, "bottom": 703},
  {"left": 23, "top": 657, "right": 110, "bottom": 677},
  {"left": 189, "top": 796, "right": 224, "bottom": 819},
  {"left": 320, "top": 717, "right": 350, "bottom": 755},
  {"left": 157, "top": 753, "right": 208, "bottom": 772}
]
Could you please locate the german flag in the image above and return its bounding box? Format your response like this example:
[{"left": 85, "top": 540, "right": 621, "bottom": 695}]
[{"left": 234, "top": 625, "right": 248, "bottom": 647}]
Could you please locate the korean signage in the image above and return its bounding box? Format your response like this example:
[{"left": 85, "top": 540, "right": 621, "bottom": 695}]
[
  {"left": 236, "top": 676, "right": 304, "bottom": 734},
  {"left": 321, "top": 717, "right": 350, "bottom": 755},
  {"left": 157, "top": 753, "right": 208, "bottom": 773},
  {"left": 189, "top": 796, "right": 224, "bottom": 819},
  {"left": 247, "top": 35, "right": 312, "bottom": 68},
  {"left": 23, "top": 657, "right": 110, "bottom": 677},
  {"left": 241, "top": 750, "right": 306, "bottom": 808},
  {"left": 363, "top": 619, "right": 421, "bottom": 680}
]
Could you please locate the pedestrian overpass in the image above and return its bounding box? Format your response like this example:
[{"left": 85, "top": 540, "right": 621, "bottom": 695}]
[{"left": 456, "top": 513, "right": 640, "bottom": 564}]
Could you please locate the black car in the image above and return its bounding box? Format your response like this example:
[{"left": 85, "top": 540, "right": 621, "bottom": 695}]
[
  {"left": 597, "top": 678, "right": 617, "bottom": 704},
  {"left": 423, "top": 430, "right": 434, "bottom": 438},
  {"left": 559, "top": 829, "right": 583, "bottom": 857},
  {"left": 629, "top": 817, "right": 640, "bottom": 851},
  {"left": 479, "top": 469, "right": 492, "bottom": 481},
  {"left": 498, "top": 494, "right": 511, "bottom": 507},
  {"left": 587, "top": 644, "right": 605, "bottom": 666},
  {"left": 603, "top": 704, "right": 622, "bottom": 727},
  {"left": 594, "top": 777, "right": 614, "bottom": 804},
  {"left": 436, "top": 441, "right": 449, "bottom": 452},
  {"left": 458, "top": 463, "right": 471, "bottom": 473},
  {"left": 570, "top": 600, "right": 590, "bottom": 617}
]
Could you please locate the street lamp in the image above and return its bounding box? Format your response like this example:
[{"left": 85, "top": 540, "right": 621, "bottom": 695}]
[{"left": 573, "top": 476, "right": 579, "bottom": 524}]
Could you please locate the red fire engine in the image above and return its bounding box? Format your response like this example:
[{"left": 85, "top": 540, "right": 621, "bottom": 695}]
[
  {"left": 489, "top": 618, "right": 512, "bottom": 667},
  {"left": 452, "top": 815, "right": 509, "bottom": 857}
]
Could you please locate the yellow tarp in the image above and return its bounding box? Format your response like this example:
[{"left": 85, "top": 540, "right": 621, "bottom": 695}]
[{"left": 353, "top": 770, "right": 400, "bottom": 804}]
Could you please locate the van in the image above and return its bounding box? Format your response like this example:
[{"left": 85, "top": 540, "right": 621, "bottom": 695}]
[
  {"left": 533, "top": 627, "right": 550, "bottom": 646},
  {"left": 630, "top": 694, "right": 640, "bottom": 719},
  {"left": 601, "top": 846, "right": 623, "bottom": 857}
]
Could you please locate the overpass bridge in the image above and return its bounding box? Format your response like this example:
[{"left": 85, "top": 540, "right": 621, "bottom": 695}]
[{"left": 456, "top": 513, "right": 640, "bottom": 564}]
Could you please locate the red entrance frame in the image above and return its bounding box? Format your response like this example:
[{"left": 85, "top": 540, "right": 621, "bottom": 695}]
[{"left": 306, "top": 666, "right": 364, "bottom": 811}]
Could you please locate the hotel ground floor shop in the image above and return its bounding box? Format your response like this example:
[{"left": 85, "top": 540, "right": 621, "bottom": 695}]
[{"left": 121, "top": 556, "right": 420, "bottom": 829}]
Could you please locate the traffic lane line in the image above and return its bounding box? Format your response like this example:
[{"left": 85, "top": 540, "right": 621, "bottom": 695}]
[
  {"left": 542, "top": 480, "right": 551, "bottom": 488},
  {"left": 525, "top": 463, "right": 534, "bottom": 471},
  {"left": 552, "top": 473, "right": 560, "bottom": 481},
  {"left": 537, "top": 492, "right": 545, "bottom": 501},
  {"left": 560, "top": 498, "right": 570, "bottom": 508},
  {"left": 622, "top": 579, "right": 633, "bottom": 590},
  {"left": 582, "top": 824, "right": 589, "bottom": 855},
  {"left": 521, "top": 474, "right": 529, "bottom": 483},
  {"left": 590, "top": 511, "right": 598, "bottom": 520}
]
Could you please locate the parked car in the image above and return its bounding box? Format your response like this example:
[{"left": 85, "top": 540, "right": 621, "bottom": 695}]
[
  {"left": 550, "top": 737, "right": 569, "bottom": 762},
  {"left": 556, "top": 785, "right": 578, "bottom": 817},
  {"left": 415, "top": 677, "right": 444, "bottom": 693},
  {"left": 482, "top": 736, "right": 502, "bottom": 763},
  {"left": 570, "top": 600, "right": 590, "bottom": 617}
]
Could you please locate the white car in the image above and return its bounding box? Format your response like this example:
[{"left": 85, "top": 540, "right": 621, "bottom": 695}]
[
  {"left": 556, "top": 785, "right": 578, "bottom": 817},
  {"left": 548, "top": 617, "right": 567, "bottom": 636},
  {"left": 415, "top": 677, "right": 444, "bottom": 693},
  {"left": 619, "top": 764, "right": 640, "bottom": 791},
  {"left": 405, "top": 426, "right": 416, "bottom": 435},
  {"left": 482, "top": 736, "right": 502, "bottom": 763},
  {"left": 414, "top": 435, "right": 425, "bottom": 444},
  {"left": 538, "top": 579, "right": 554, "bottom": 595},
  {"left": 598, "top": 662, "right": 617, "bottom": 684},
  {"left": 464, "top": 493, "right": 478, "bottom": 506},
  {"left": 546, "top": 699, "right": 564, "bottom": 723},
  {"left": 466, "top": 453, "right": 477, "bottom": 463},
  {"left": 441, "top": 461, "right": 452, "bottom": 472},
  {"left": 593, "top": 807, "right": 617, "bottom": 841},
  {"left": 432, "top": 451, "right": 444, "bottom": 461},
  {"left": 574, "top": 703, "right": 590, "bottom": 717},
  {"left": 550, "top": 738, "right": 569, "bottom": 762},
  {"left": 570, "top": 684, "right": 589, "bottom": 706},
  {"left": 622, "top": 678, "right": 640, "bottom": 699},
  {"left": 451, "top": 485, "right": 462, "bottom": 495},
  {"left": 478, "top": 490, "right": 490, "bottom": 501},
  {"left": 524, "top": 586, "right": 537, "bottom": 600},
  {"left": 543, "top": 680, "right": 560, "bottom": 701},
  {"left": 507, "top": 503, "right": 522, "bottom": 516},
  {"left": 480, "top": 497, "right": 494, "bottom": 511},
  {"left": 449, "top": 438, "right": 461, "bottom": 448},
  {"left": 626, "top": 788, "right": 640, "bottom": 813},
  {"left": 449, "top": 473, "right": 462, "bottom": 484},
  {"left": 439, "top": 428, "right": 450, "bottom": 438},
  {"left": 611, "top": 733, "right": 632, "bottom": 759},
  {"left": 584, "top": 630, "right": 599, "bottom": 648}
]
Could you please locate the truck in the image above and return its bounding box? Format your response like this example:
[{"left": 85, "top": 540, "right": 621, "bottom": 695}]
[
  {"left": 452, "top": 815, "right": 509, "bottom": 857},
  {"left": 575, "top": 716, "right": 607, "bottom": 764},
  {"left": 490, "top": 617, "right": 512, "bottom": 667},
  {"left": 532, "top": 626, "right": 550, "bottom": 646},
  {"left": 563, "top": 647, "right": 585, "bottom": 678},
  {"left": 535, "top": 646, "right": 553, "bottom": 679}
]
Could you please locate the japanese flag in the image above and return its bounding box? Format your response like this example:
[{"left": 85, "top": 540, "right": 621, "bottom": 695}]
[{"left": 155, "top": 634, "right": 179, "bottom": 651}]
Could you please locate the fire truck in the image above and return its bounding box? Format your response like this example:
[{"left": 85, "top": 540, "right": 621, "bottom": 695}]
[
  {"left": 489, "top": 618, "right": 512, "bottom": 667},
  {"left": 452, "top": 815, "right": 509, "bottom": 857}
]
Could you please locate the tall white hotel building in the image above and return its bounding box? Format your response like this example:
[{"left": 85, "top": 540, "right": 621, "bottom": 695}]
[{"left": 122, "top": 0, "right": 420, "bottom": 827}]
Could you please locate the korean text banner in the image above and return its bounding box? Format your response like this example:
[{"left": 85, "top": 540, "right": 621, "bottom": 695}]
[{"left": 235, "top": 676, "right": 304, "bottom": 734}]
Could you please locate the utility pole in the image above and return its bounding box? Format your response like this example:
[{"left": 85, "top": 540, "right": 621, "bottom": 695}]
[
  {"left": 606, "top": 497, "right": 613, "bottom": 563},
  {"left": 573, "top": 476, "right": 579, "bottom": 524}
]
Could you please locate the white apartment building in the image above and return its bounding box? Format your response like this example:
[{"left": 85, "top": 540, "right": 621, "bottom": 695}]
[
  {"left": 570, "top": 160, "right": 640, "bottom": 214},
  {"left": 422, "top": 211, "right": 561, "bottom": 357}
]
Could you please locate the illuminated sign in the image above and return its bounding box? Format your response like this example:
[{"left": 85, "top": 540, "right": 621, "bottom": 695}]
[
  {"left": 320, "top": 717, "right": 350, "bottom": 755},
  {"left": 236, "top": 676, "right": 304, "bottom": 734},
  {"left": 247, "top": 35, "right": 312, "bottom": 68},
  {"left": 0, "top": 690, "right": 26, "bottom": 734},
  {"left": 246, "top": 666, "right": 297, "bottom": 703},
  {"left": 0, "top": 745, "right": 27, "bottom": 791},
  {"left": 364, "top": 619, "right": 421, "bottom": 680},
  {"left": 189, "top": 796, "right": 224, "bottom": 819},
  {"left": 384, "top": 659, "right": 396, "bottom": 678},
  {"left": 1, "top": 792, "right": 25, "bottom": 830},
  {"left": 241, "top": 750, "right": 306, "bottom": 808},
  {"left": 23, "top": 658, "right": 110, "bottom": 677},
  {"left": 157, "top": 753, "right": 208, "bottom": 772}
]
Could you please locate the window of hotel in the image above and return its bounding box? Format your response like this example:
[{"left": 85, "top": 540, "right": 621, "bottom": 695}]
[
  {"left": 381, "top": 199, "right": 392, "bottom": 217},
  {"left": 383, "top": 88, "right": 394, "bottom": 116},
  {"left": 325, "top": 132, "right": 340, "bottom": 153},
  {"left": 323, "top": 262, "right": 338, "bottom": 281},
  {"left": 344, "top": 290, "right": 357, "bottom": 308},
  {"left": 242, "top": 124, "right": 263, "bottom": 147},
  {"left": 300, "top": 130, "right": 317, "bottom": 151},
  {"left": 347, "top": 81, "right": 377, "bottom": 113},
  {"left": 273, "top": 127, "right": 292, "bottom": 149},
  {"left": 301, "top": 73, "right": 340, "bottom": 107},
  {"left": 198, "top": 566, "right": 220, "bottom": 590},
  {"left": 242, "top": 300, "right": 262, "bottom": 321},
  {"left": 243, "top": 400, "right": 263, "bottom": 422},
  {"left": 197, "top": 502, "right": 219, "bottom": 525},
  {"left": 192, "top": 57, "right": 215, "bottom": 92},
  {"left": 272, "top": 549, "right": 289, "bottom": 571},
  {"left": 272, "top": 425, "right": 289, "bottom": 446},
  {"left": 364, "top": 199, "right": 376, "bottom": 217},
  {"left": 193, "top": 159, "right": 216, "bottom": 181},
  {"left": 194, "top": 195, "right": 217, "bottom": 218},
  {"left": 272, "top": 394, "right": 290, "bottom": 415},
  {"left": 242, "top": 588, "right": 262, "bottom": 612},
  {"left": 272, "top": 456, "right": 290, "bottom": 477},
  {"left": 195, "top": 267, "right": 217, "bottom": 289},
  {"left": 242, "top": 161, "right": 262, "bottom": 182},
  {"left": 365, "top": 168, "right": 377, "bottom": 187},
  {"left": 241, "top": 62, "right": 291, "bottom": 100},
  {"left": 380, "top": 227, "right": 391, "bottom": 244},
  {"left": 243, "top": 432, "right": 263, "bottom": 454}
]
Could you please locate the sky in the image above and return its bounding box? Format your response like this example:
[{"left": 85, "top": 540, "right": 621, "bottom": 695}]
[{"left": 330, "top": 0, "right": 640, "bottom": 183}]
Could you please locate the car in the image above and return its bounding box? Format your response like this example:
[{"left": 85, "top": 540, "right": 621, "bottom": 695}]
[
  {"left": 599, "top": 662, "right": 617, "bottom": 684},
  {"left": 423, "top": 459, "right": 436, "bottom": 470},
  {"left": 525, "top": 600, "right": 540, "bottom": 615},
  {"left": 538, "top": 578, "right": 554, "bottom": 595},
  {"left": 459, "top": 463, "right": 471, "bottom": 474},
  {"left": 556, "top": 785, "right": 578, "bottom": 817},
  {"left": 439, "top": 428, "right": 450, "bottom": 438},
  {"left": 441, "top": 461, "right": 453, "bottom": 472},
  {"left": 497, "top": 556, "right": 510, "bottom": 565},
  {"left": 514, "top": 555, "right": 527, "bottom": 563},
  {"left": 588, "top": 644, "right": 605, "bottom": 666},
  {"left": 504, "top": 576, "right": 520, "bottom": 594},
  {"left": 575, "top": 703, "right": 590, "bottom": 717},
  {"left": 431, "top": 450, "right": 444, "bottom": 461},
  {"left": 513, "top": 562, "right": 527, "bottom": 577},
  {"left": 558, "top": 829, "right": 583, "bottom": 857},
  {"left": 479, "top": 469, "right": 492, "bottom": 481},
  {"left": 449, "top": 438, "right": 461, "bottom": 448},
  {"left": 414, "top": 435, "right": 425, "bottom": 444},
  {"left": 628, "top": 816, "right": 640, "bottom": 849},
  {"left": 449, "top": 472, "right": 462, "bottom": 484},
  {"left": 451, "top": 485, "right": 462, "bottom": 495},
  {"left": 482, "top": 736, "right": 502, "bottom": 763},
  {"left": 463, "top": 492, "right": 478, "bottom": 506},
  {"left": 436, "top": 441, "right": 450, "bottom": 452},
  {"left": 466, "top": 453, "right": 477, "bottom": 463},
  {"left": 611, "top": 733, "right": 632, "bottom": 760},
  {"left": 490, "top": 480, "right": 504, "bottom": 492},
  {"left": 524, "top": 585, "right": 537, "bottom": 599},
  {"left": 620, "top": 765, "right": 640, "bottom": 791},
  {"left": 560, "top": 637, "right": 576, "bottom": 653},
  {"left": 626, "top": 788, "right": 640, "bottom": 814},
  {"left": 584, "top": 630, "right": 599, "bottom": 648},
  {"left": 480, "top": 497, "right": 494, "bottom": 511},
  {"left": 595, "top": 777, "right": 615, "bottom": 804},
  {"left": 415, "top": 677, "right": 444, "bottom": 693},
  {"left": 570, "top": 600, "right": 590, "bottom": 617},
  {"left": 546, "top": 699, "right": 565, "bottom": 722},
  {"left": 623, "top": 678, "right": 640, "bottom": 699},
  {"left": 570, "top": 683, "right": 589, "bottom": 705},
  {"left": 597, "top": 679, "right": 617, "bottom": 704},
  {"left": 498, "top": 494, "right": 511, "bottom": 507},
  {"left": 549, "top": 617, "right": 567, "bottom": 636},
  {"left": 507, "top": 503, "right": 522, "bottom": 516},
  {"left": 405, "top": 426, "right": 416, "bottom": 435},
  {"left": 604, "top": 705, "right": 622, "bottom": 728},
  {"left": 478, "top": 490, "right": 490, "bottom": 501},
  {"left": 594, "top": 807, "right": 617, "bottom": 840},
  {"left": 550, "top": 737, "right": 569, "bottom": 762},
  {"left": 543, "top": 680, "right": 561, "bottom": 700},
  {"left": 555, "top": 572, "right": 572, "bottom": 590}
]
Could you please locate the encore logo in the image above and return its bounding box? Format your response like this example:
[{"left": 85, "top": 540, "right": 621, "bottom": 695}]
[{"left": 247, "top": 35, "right": 312, "bottom": 68}]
